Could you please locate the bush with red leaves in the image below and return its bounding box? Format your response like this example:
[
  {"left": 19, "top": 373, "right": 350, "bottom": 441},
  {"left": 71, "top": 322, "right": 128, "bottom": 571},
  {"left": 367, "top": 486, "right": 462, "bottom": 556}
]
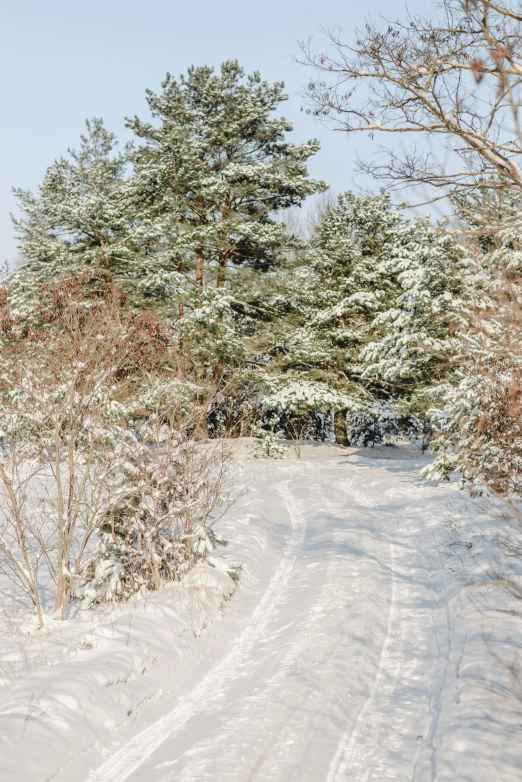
[{"left": 0, "top": 274, "right": 171, "bottom": 381}]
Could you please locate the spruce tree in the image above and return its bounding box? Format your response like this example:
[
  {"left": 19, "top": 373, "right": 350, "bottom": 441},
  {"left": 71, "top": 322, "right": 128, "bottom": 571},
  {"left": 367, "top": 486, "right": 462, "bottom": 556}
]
[
  {"left": 423, "top": 188, "right": 522, "bottom": 490},
  {"left": 265, "top": 193, "right": 477, "bottom": 443}
]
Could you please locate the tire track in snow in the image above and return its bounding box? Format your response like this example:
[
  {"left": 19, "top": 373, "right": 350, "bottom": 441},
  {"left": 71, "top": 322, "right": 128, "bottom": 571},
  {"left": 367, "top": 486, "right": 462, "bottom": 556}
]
[
  {"left": 327, "top": 473, "right": 441, "bottom": 781},
  {"left": 172, "top": 489, "right": 361, "bottom": 781},
  {"left": 85, "top": 481, "right": 305, "bottom": 782},
  {"left": 326, "top": 478, "right": 399, "bottom": 782},
  {"left": 326, "top": 540, "right": 399, "bottom": 782}
]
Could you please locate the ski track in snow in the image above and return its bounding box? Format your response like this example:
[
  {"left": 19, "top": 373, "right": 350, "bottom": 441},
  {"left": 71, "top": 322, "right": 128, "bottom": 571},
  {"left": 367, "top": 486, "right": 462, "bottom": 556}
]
[
  {"left": 326, "top": 478, "right": 398, "bottom": 782},
  {"left": 327, "top": 539, "right": 398, "bottom": 782},
  {"left": 5, "top": 455, "right": 519, "bottom": 781},
  {"left": 169, "top": 488, "right": 363, "bottom": 782},
  {"left": 85, "top": 481, "right": 306, "bottom": 782},
  {"left": 78, "top": 460, "right": 449, "bottom": 782},
  {"left": 124, "top": 467, "right": 437, "bottom": 782},
  {"left": 327, "top": 475, "right": 439, "bottom": 781}
]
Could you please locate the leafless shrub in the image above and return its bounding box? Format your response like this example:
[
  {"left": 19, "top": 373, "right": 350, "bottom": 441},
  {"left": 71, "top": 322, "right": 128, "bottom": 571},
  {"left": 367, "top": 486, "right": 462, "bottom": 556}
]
[
  {"left": 284, "top": 414, "right": 316, "bottom": 458},
  {"left": 0, "top": 276, "right": 174, "bottom": 622}
]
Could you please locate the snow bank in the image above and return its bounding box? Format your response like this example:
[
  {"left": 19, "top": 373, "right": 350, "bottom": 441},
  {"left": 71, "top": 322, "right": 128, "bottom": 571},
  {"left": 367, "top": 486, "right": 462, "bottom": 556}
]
[
  {"left": 426, "top": 501, "right": 522, "bottom": 781},
  {"left": 0, "top": 563, "right": 235, "bottom": 782}
]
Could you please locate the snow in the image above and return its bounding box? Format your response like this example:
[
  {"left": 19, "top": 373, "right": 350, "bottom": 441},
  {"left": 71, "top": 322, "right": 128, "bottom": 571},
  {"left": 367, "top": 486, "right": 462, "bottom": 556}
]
[
  {"left": 1, "top": 443, "right": 521, "bottom": 781},
  {"left": 0, "top": 565, "right": 236, "bottom": 782}
]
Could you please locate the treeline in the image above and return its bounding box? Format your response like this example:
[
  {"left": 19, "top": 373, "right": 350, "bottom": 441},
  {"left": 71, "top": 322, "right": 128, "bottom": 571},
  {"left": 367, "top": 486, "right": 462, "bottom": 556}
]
[{"left": 5, "top": 61, "right": 480, "bottom": 449}]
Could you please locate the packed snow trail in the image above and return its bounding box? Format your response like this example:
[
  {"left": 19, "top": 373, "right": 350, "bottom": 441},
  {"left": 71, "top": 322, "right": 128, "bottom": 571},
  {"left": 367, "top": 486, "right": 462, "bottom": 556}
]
[
  {"left": 84, "top": 482, "right": 306, "bottom": 782},
  {"left": 74, "top": 454, "right": 452, "bottom": 782}
]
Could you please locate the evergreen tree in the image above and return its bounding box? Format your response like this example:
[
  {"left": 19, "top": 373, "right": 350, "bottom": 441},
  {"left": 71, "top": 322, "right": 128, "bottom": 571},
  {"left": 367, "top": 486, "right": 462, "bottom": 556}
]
[
  {"left": 127, "top": 60, "right": 326, "bottom": 292},
  {"left": 10, "top": 120, "right": 143, "bottom": 319},
  {"left": 423, "top": 189, "right": 522, "bottom": 493},
  {"left": 10, "top": 63, "right": 325, "bottom": 398},
  {"left": 264, "top": 193, "right": 477, "bottom": 443}
]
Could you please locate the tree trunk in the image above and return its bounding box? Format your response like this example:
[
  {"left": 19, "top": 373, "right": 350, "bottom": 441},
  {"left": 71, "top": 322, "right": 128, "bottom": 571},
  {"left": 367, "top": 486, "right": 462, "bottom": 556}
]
[
  {"left": 54, "top": 566, "right": 64, "bottom": 617},
  {"left": 334, "top": 408, "right": 349, "bottom": 447},
  {"left": 178, "top": 302, "right": 185, "bottom": 355},
  {"left": 33, "top": 591, "right": 45, "bottom": 629},
  {"left": 152, "top": 553, "right": 161, "bottom": 592},
  {"left": 195, "top": 252, "right": 204, "bottom": 287},
  {"left": 216, "top": 257, "right": 226, "bottom": 288}
]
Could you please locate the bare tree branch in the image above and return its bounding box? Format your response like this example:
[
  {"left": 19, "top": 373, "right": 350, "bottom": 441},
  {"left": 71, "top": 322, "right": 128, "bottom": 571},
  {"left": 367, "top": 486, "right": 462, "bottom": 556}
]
[{"left": 300, "top": 0, "right": 522, "bottom": 204}]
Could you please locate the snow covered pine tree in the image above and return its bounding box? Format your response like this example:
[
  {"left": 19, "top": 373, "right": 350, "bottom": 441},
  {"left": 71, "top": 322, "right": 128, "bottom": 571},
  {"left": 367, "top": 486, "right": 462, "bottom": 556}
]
[{"left": 266, "top": 193, "right": 476, "bottom": 446}]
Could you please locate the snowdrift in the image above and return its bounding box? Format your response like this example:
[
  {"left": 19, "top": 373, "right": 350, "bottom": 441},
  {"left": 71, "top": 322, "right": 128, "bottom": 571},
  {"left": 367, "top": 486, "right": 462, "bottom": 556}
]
[{"left": 0, "top": 564, "right": 235, "bottom": 782}]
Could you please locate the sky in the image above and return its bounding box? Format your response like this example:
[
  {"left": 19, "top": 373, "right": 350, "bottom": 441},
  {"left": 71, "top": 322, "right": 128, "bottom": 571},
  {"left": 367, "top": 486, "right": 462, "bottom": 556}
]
[{"left": 0, "top": 0, "right": 435, "bottom": 265}]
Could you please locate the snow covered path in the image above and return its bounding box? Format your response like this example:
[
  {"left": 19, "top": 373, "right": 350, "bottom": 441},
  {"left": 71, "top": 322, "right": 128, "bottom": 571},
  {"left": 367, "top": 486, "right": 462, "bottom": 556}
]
[{"left": 73, "top": 454, "right": 455, "bottom": 782}]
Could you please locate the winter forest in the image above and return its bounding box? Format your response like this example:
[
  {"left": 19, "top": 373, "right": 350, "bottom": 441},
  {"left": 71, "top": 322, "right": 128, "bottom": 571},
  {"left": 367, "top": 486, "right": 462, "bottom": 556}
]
[{"left": 2, "top": 0, "right": 522, "bottom": 779}]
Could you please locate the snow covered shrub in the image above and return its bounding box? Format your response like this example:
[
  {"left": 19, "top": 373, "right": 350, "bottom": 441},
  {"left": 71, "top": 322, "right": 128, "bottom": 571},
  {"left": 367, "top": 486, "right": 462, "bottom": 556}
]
[
  {"left": 424, "top": 226, "right": 522, "bottom": 501},
  {"left": 0, "top": 276, "right": 173, "bottom": 621},
  {"left": 262, "top": 380, "right": 355, "bottom": 450},
  {"left": 346, "top": 401, "right": 420, "bottom": 447},
  {"left": 78, "top": 424, "right": 238, "bottom": 604},
  {"left": 250, "top": 415, "right": 286, "bottom": 458},
  {"left": 425, "top": 357, "right": 522, "bottom": 495}
]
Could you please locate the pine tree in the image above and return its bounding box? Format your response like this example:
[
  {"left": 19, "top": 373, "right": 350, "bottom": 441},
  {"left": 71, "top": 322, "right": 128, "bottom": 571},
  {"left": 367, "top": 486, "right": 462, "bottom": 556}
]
[
  {"left": 11, "top": 120, "right": 143, "bottom": 320},
  {"left": 127, "top": 60, "right": 326, "bottom": 292},
  {"left": 10, "top": 63, "right": 325, "bottom": 403}
]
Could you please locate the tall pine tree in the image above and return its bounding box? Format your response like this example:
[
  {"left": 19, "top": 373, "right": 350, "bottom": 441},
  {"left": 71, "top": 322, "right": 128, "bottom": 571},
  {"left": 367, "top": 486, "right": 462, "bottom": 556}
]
[{"left": 127, "top": 60, "right": 326, "bottom": 292}]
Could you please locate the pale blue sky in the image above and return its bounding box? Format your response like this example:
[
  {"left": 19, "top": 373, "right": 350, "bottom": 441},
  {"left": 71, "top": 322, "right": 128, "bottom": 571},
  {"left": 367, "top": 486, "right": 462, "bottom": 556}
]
[{"left": 1, "top": 0, "right": 435, "bottom": 264}]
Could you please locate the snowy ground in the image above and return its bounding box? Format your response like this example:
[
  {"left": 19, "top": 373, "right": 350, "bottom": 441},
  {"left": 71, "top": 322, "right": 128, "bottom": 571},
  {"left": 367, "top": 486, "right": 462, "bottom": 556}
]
[{"left": 1, "top": 444, "right": 522, "bottom": 781}]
